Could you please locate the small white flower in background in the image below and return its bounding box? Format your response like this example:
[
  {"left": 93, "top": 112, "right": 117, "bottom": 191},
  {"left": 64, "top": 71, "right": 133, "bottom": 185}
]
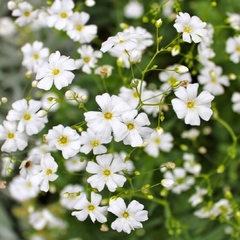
[
  {"left": 113, "top": 151, "right": 135, "bottom": 174},
  {"left": 64, "top": 155, "right": 87, "bottom": 172},
  {"left": 40, "top": 92, "right": 59, "bottom": 112},
  {"left": 72, "top": 192, "right": 107, "bottom": 223},
  {"left": 12, "top": 1, "right": 39, "bottom": 27},
  {"left": 21, "top": 41, "right": 49, "bottom": 73},
  {"left": 6, "top": 99, "right": 48, "bottom": 136},
  {"left": 30, "top": 153, "right": 58, "bottom": 192},
  {"left": 161, "top": 179, "right": 175, "bottom": 188},
  {"left": 100, "top": 32, "right": 140, "bottom": 53},
  {"left": 0, "top": 120, "right": 28, "bottom": 153},
  {"left": 173, "top": 12, "right": 207, "bottom": 43},
  {"left": 85, "top": 0, "right": 96, "bottom": 7},
  {"left": 9, "top": 175, "right": 40, "bottom": 202},
  {"left": 28, "top": 141, "right": 52, "bottom": 156},
  {"left": 171, "top": 83, "right": 214, "bottom": 126},
  {"left": 1, "top": 156, "right": 14, "bottom": 177},
  {"left": 226, "top": 36, "right": 240, "bottom": 64},
  {"left": 197, "top": 44, "right": 215, "bottom": 65},
  {"left": 84, "top": 93, "right": 132, "bottom": 139},
  {"left": 108, "top": 197, "right": 148, "bottom": 234},
  {"left": 80, "top": 128, "right": 112, "bottom": 155},
  {"left": 211, "top": 199, "right": 233, "bottom": 218},
  {"left": 0, "top": 17, "right": 16, "bottom": 37},
  {"left": 35, "top": 51, "right": 76, "bottom": 90},
  {"left": 75, "top": 45, "right": 102, "bottom": 74},
  {"left": 124, "top": 0, "right": 144, "bottom": 19},
  {"left": 66, "top": 11, "right": 97, "bottom": 43},
  {"left": 181, "top": 128, "right": 200, "bottom": 139},
  {"left": 94, "top": 65, "right": 114, "bottom": 78},
  {"left": 159, "top": 64, "right": 192, "bottom": 92},
  {"left": 144, "top": 131, "right": 173, "bottom": 157},
  {"left": 29, "top": 209, "right": 67, "bottom": 230},
  {"left": 60, "top": 184, "right": 84, "bottom": 210},
  {"left": 183, "top": 153, "right": 201, "bottom": 176},
  {"left": 198, "top": 64, "right": 229, "bottom": 96},
  {"left": 231, "top": 92, "right": 240, "bottom": 113},
  {"left": 46, "top": 0, "right": 74, "bottom": 31},
  {"left": 19, "top": 153, "right": 42, "bottom": 180},
  {"left": 65, "top": 85, "right": 89, "bottom": 105},
  {"left": 116, "top": 110, "right": 153, "bottom": 147},
  {"left": 86, "top": 153, "right": 127, "bottom": 192},
  {"left": 163, "top": 167, "right": 195, "bottom": 194},
  {"left": 188, "top": 186, "right": 208, "bottom": 207},
  {"left": 226, "top": 12, "right": 240, "bottom": 31},
  {"left": 46, "top": 124, "right": 81, "bottom": 159}
]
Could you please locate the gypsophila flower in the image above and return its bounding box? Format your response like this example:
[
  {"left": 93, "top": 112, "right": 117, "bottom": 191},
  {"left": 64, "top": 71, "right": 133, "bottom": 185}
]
[
  {"left": 188, "top": 186, "right": 208, "bottom": 207},
  {"left": 30, "top": 153, "right": 58, "bottom": 192},
  {"left": 226, "top": 36, "right": 240, "bottom": 64},
  {"left": 113, "top": 151, "right": 135, "bottom": 174},
  {"left": 124, "top": 0, "right": 144, "bottom": 19},
  {"left": 173, "top": 12, "right": 207, "bottom": 43},
  {"left": 171, "top": 83, "right": 214, "bottom": 126},
  {"left": 72, "top": 192, "right": 107, "bottom": 223},
  {"left": 46, "top": 0, "right": 74, "bottom": 30},
  {"left": 94, "top": 65, "right": 114, "bottom": 78},
  {"left": 86, "top": 153, "right": 127, "bottom": 192},
  {"left": 226, "top": 12, "right": 240, "bottom": 31},
  {"left": 6, "top": 99, "right": 48, "bottom": 136},
  {"left": 35, "top": 51, "right": 76, "bottom": 90},
  {"left": 40, "top": 92, "right": 59, "bottom": 112},
  {"left": 46, "top": 124, "right": 81, "bottom": 159},
  {"left": 65, "top": 85, "right": 89, "bottom": 106},
  {"left": 211, "top": 199, "right": 233, "bottom": 218},
  {"left": 66, "top": 11, "right": 97, "bottom": 43},
  {"left": 108, "top": 197, "right": 148, "bottom": 234},
  {"left": 12, "top": 1, "right": 38, "bottom": 27},
  {"left": 75, "top": 45, "right": 102, "bottom": 74},
  {"left": 21, "top": 41, "right": 49, "bottom": 73},
  {"left": 183, "top": 153, "right": 201, "bottom": 175},
  {"left": 60, "top": 184, "right": 84, "bottom": 210},
  {"left": 1, "top": 156, "right": 14, "bottom": 177},
  {"left": 64, "top": 155, "right": 87, "bottom": 172},
  {"left": 0, "top": 17, "right": 16, "bottom": 37},
  {"left": 231, "top": 92, "right": 240, "bottom": 113},
  {"left": 181, "top": 128, "right": 200, "bottom": 139},
  {"left": 0, "top": 120, "right": 28, "bottom": 153}
]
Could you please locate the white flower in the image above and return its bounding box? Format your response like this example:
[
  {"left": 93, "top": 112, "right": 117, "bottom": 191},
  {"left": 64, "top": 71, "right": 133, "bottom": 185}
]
[
  {"left": 66, "top": 11, "right": 97, "bottom": 43},
  {"left": 188, "top": 186, "right": 207, "bottom": 207},
  {"left": 6, "top": 99, "right": 48, "bottom": 136},
  {"left": 161, "top": 179, "right": 175, "bottom": 188},
  {"left": 1, "top": 156, "right": 14, "bottom": 177},
  {"left": 75, "top": 45, "right": 102, "bottom": 74},
  {"left": 94, "top": 65, "right": 114, "bottom": 78},
  {"left": 113, "top": 151, "right": 135, "bottom": 174},
  {"left": 211, "top": 199, "right": 233, "bottom": 218},
  {"left": 35, "top": 51, "right": 76, "bottom": 90},
  {"left": 124, "top": 0, "right": 144, "bottom": 19},
  {"left": 46, "top": 0, "right": 74, "bottom": 30},
  {"left": 164, "top": 168, "right": 195, "bottom": 194},
  {"left": 181, "top": 128, "right": 200, "bottom": 139},
  {"left": 0, "top": 121, "right": 28, "bottom": 153},
  {"left": 173, "top": 12, "right": 207, "bottom": 43},
  {"left": 72, "top": 192, "right": 107, "bottom": 223},
  {"left": 117, "top": 110, "right": 153, "bottom": 147},
  {"left": 226, "top": 36, "right": 240, "bottom": 64},
  {"left": 171, "top": 83, "right": 214, "bottom": 126},
  {"left": 64, "top": 155, "right": 87, "bottom": 172},
  {"left": 21, "top": 41, "right": 49, "bottom": 72},
  {"left": 231, "top": 92, "right": 240, "bottom": 113},
  {"left": 30, "top": 153, "right": 58, "bottom": 192},
  {"left": 226, "top": 12, "right": 240, "bottom": 31},
  {"left": 86, "top": 153, "right": 127, "bottom": 192},
  {"left": 183, "top": 153, "right": 201, "bottom": 176},
  {"left": 108, "top": 197, "right": 148, "bottom": 234},
  {"left": 80, "top": 128, "right": 112, "bottom": 155},
  {"left": 12, "top": 1, "right": 38, "bottom": 27},
  {"left": 198, "top": 64, "right": 229, "bottom": 96},
  {"left": 46, "top": 124, "right": 81, "bottom": 159},
  {"left": 9, "top": 175, "right": 40, "bottom": 202},
  {"left": 0, "top": 17, "right": 16, "bottom": 37},
  {"left": 144, "top": 131, "right": 173, "bottom": 157},
  {"left": 60, "top": 184, "right": 84, "bottom": 210},
  {"left": 84, "top": 93, "right": 132, "bottom": 139},
  {"left": 41, "top": 92, "right": 59, "bottom": 112}
]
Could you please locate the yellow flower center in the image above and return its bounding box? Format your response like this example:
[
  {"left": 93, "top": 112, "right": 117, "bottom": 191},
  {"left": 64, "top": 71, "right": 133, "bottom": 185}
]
[
  {"left": 122, "top": 212, "right": 130, "bottom": 218},
  {"left": 24, "top": 11, "right": 30, "bottom": 17},
  {"left": 104, "top": 112, "right": 112, "bottom": 120},
  {"left": 83, "top": 57, "right": 90, "bottom": 63},
  {"left": 91, "top": 140, "right": 100, "bottom": 147},
  {"left": 53, "top": 69, "right": 60, "bottom": 75},
  {"left": 24, "top": 113, "right": 31, "bottom": 121},
  {"left": 211, "top": 77, "right": 217, "bottom": 83},
  {"left": 183, "top": 25, "right": 192, "bottom": 33},
  {"left": 168, "top": 77, "right": 178, "bottom": 86},
  {"left": 60, "top": 12, "right": 67, "bottom": 18},
  {"left": 127, "top": 123, "right": 134, "bottom": 130},
  {"left": 119, "top": 39, "right": 124, "bottom": 43},
  {"left": 187, "top": 100, "right": 195, "bottom": 109},
  {"left": 236, "top": 45, "right": 240, "bottom": 52},
  {"left": 88, "top": 204, "right": 95, "bottom": 211},
  {"left": 7, "top": 133, "right": 15, "bottom": 139},
  {"left": 58, "top": 136, "right": 69, "bottom": 145},
  {"left": 76, "top": 24, "right": 83, "bottom": 31},
  {"left": 154, "top": 138, "right": 160, "bottom": 144},
  {"left": 46, "top": 169, "right": 53, "bottom": 175},
  {"left": 33, "top": 54, "right": 39, "bottom": 60},
  {"left": 103, "top": 169, "right": 111, "bottom": 176},
  {"left": 133, "top": 92, "right": 139, "bottom": 98}
]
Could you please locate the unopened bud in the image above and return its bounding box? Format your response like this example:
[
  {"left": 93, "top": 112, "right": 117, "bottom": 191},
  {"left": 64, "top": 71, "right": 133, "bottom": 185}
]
[
  {"left": 37, "top": 110, "right": 47, "bottom": 117},
  {"left": 65, "top": 90, "right": 75, "bottom": 99},
  {"left": 155, "top": 18, "right": 163, "bottom": 28},
  {"left": 165, "top": 162, "right": 176, "bottom": 169},
  {"left": 161, "top": 179, "right": 174, "bottom": 188},
  {"left": 156, "top": 126, "right": 163, "bottom": 135},
  {"left": 1, "top": 97, "right": 8, "bottom": 103},
  {"left": 31, "top": 80, "right": 38, "bottom": 88},
  {"left": 174, "top": 65, "right": 189, "bottom": 74},
  {"left": 171, "top": 45, "right": 181, "bottom": 56}
]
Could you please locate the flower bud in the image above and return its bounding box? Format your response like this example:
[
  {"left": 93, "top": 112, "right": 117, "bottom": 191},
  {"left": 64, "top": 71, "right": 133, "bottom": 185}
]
[
  {"left": 37, "top": 110, "right": 48, "bottom": 117},
  {"left": 65, "top": 90, "right": 75, "bottom": 99},
  {"left": 155, "top": 18, "right": 163, "bottom": 28},
  {"left": 171, "top": 45, "right": 181, "bottom": 56},
  {"left": 174, "top": 65, "right": 189, "bottom": 74},
  {"left": 31, "top": 80, "right": 38, "bottom": 88},
  {"left": 1, "top": 97, "right": 8, "bottom": 103},
  {"left": 161, "top": 179, "right": 174, "bottom": 188}
]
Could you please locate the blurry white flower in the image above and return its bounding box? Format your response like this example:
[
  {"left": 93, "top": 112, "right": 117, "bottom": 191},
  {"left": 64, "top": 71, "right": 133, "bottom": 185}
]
[
  {"left": 173, "top": 12, "right": 207, "bottom": 43},
  {"left": 183, "top": 153, "right": 201, "bottom": 176},
  {"left": 171, "top": 83, "right": 214, "bottom": 126},
  {"left": 211, "top": 199, "right": 233, "bottom": 218},
  {"left": 226, "top": 12, "right": 240, "bottom": 31},
  {"left": 0, "top": 17, "right": 16, "bottom": 37},
  {"left": 86, "top": 153, "right": 126, "bottom": 192},
  {"left": 161, "top": 179, "right": 175, "bottom": 188},
  {"left": 231, "top": 92, "right": 240, "bottom": 113},
  {"left": 72, "top": 192, "right": 107, "bottom": 223},
  {"left": 181, "top": 128, "right": 200, "bottom": 139},
  {"left": 94, "top": 65, "right": 114, "bottom": 78},
  {"left": 108, "top": 197, "right": 148, "bottom": 234},
  {"left": 1, "top": 156, "right": 14, "bottom": 177},
  {"left": 188, "top": 186, "right": 207, "bottom": 207},
  {"left": 64, "top": 155, "right": 87, "bottom": 172},
  {"left": 41, "top": 92, "right": 59, "bottom": 112},
  {"left": 66, "top": 85, "right": 89, "bottom": 105},
  {"left": 36, "top": 51, "right": 76, "bottom": 90},
  {"left": 124, "top": 0, "right": 144, "bottom": 19},
  {"left": 226, "top": 36, "right": 240, "bottom": 64}
]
